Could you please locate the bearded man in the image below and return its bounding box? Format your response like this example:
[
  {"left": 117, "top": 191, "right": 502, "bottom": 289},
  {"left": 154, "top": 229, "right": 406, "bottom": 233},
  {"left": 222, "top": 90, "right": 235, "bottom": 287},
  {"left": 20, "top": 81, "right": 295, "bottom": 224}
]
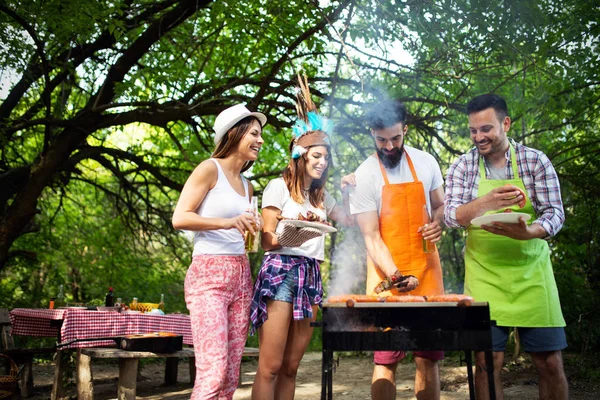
[{"left": 343, "top": 99, "right": 446, "bottom": 399}]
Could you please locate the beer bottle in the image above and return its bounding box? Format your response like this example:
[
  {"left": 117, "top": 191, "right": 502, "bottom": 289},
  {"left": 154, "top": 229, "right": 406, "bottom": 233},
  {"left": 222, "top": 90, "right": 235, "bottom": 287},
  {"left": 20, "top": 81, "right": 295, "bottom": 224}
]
[
  {"left": 244, "top": 196, "right": 260, "bottom": 252},
  {"left": 422, "top": 205, "right": 435, "bottom": 254},
  {"left": 158, "top": 294, "right": 165, "bottom": 311},
  {"left": 105, "top": 287, "right": 115, "bottom": 306},
  {"left": 55, "top": 285, "right": 66, "bottom": 308}
]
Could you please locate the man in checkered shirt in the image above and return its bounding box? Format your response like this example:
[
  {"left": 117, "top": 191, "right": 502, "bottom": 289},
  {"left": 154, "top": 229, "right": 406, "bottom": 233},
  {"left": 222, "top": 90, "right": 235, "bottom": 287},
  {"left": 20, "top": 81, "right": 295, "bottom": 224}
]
[{"left": 444, "top": 93, "right": 568, "bottom": 400}]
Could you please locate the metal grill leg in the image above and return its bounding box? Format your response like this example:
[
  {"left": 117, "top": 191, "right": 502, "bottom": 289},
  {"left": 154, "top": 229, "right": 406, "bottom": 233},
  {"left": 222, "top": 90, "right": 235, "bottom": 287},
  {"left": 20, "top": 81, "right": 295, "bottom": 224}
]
[
  {"left": 327, "top": 349, "right": 333, "bottom": 400},
  {"left": 464, "top": 350, "right": 475, "bottom": 400},
  {"left": 321, "top": 348, "right": 328, "bottom": 400}
]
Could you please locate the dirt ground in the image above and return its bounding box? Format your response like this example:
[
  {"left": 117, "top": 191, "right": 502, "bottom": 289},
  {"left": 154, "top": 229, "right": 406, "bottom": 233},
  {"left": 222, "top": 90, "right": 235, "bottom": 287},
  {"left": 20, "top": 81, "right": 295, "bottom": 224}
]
[{"left": 23, "top": 352, "right": 599, "bottom": 399}]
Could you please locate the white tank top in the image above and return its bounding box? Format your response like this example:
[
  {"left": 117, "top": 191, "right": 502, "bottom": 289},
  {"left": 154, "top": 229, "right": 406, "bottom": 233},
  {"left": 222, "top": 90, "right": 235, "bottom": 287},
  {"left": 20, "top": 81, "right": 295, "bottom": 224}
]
[{"left": 192, "top": 159, "right": 250, "bottom": 255}]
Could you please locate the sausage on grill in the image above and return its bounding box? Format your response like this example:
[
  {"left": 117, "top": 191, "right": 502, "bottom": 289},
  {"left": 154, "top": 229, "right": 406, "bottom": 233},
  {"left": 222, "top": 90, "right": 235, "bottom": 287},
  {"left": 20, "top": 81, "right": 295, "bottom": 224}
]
[
  {"left": 383, "top": 295, "right": 426, "bottom": 303},
  {"left": 425, "top": 294, "right": 474, "bottom": 305},
  {"left": 326, "top": 295, "right": 383, "bottom": 307}
]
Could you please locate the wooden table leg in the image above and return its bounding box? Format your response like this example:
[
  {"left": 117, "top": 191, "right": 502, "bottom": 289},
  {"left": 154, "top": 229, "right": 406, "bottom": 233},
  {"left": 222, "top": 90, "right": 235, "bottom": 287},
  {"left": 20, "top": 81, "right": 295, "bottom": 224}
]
[
  {"left": 189, "top": 357, "right": 196, "bottom": 384},
  {"left": 118, "top": 358, "right": 138, "bottom": 400},
  {"left": 77, "top": 349, "right": 94, "bottom": 400},
  {"left": 11, "top": 354, "right": 34, "bottom": 398},
  {"left": 165, "top": 357, "right": 178, "bottom": 385},
  {"left": 51, "top": 350, "right": 67, "bottom": 400}
]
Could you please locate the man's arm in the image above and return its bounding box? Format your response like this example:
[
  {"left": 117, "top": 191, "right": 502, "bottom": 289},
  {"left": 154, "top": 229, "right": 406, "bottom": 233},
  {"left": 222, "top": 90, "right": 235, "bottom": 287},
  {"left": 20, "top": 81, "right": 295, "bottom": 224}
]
[
  {"left": 355, "top": 211, "right": 418, "bottom": 292},
  {"left": 454, "top": 186, "right": 523, "bottom": 226},
  {"left": 430, "top": 186, "right": 445, "bottom": 226},
  {"left": 444, "top": 157, "right": 471, "bottom": 228},
  {"left": 445, "top": 154, "right": 526, "bottom": 227},
  {"left": 530, "top": 153, "right": 565, "bottom": 237},
  {"left": 484, "top": 152, "right": 565, "bottom": 240},
  {"left": 420, "top": 186, "right": 445, "bottom": 243},
  {"left": 355, "top": 211, "right": 398, "bottom": 277}
]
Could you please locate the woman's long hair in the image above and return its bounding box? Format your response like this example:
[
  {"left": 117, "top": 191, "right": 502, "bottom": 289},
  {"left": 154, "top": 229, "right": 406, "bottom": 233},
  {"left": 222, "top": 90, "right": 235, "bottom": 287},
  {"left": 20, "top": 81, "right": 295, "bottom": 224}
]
[
  {"left": 211, "top": 116, "right": 260, "bottom": 173},
  {"left": 282, "top": 136, "right": 331, "bottom": 209}
]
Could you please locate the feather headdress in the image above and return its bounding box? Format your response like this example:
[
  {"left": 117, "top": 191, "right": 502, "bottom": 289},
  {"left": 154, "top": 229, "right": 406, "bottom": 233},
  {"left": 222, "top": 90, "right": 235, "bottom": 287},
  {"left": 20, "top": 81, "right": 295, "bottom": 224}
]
[{"left": 291, "top": 73, "right": 333, "bottom": 159}]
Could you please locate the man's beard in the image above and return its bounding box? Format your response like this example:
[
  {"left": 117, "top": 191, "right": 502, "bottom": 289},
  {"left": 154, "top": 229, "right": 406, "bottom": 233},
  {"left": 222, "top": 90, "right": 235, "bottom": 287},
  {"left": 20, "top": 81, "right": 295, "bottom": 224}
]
[{"left": 377, "top": 145, "right": 404, "bottom": 169}]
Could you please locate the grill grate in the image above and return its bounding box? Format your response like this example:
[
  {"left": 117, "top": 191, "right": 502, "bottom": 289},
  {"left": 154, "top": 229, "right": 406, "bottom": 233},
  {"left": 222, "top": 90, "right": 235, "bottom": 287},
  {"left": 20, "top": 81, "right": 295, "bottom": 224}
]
[{"left": 316, "top": 301, "right": 496, "bottom": 400}]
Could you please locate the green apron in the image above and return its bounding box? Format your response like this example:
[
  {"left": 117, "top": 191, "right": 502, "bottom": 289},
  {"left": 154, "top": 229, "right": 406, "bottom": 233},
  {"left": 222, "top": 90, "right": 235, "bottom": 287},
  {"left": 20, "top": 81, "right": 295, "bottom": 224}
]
[{"left": 464, "top": 144, "right": 565, "bottom": 327}]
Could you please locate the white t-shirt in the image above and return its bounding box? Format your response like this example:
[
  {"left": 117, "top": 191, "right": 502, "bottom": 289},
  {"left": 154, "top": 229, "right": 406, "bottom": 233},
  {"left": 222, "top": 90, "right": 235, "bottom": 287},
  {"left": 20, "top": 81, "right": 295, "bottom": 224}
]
[
  {"left": 349, "top": 146, "right": 444, "bottom": 216},
  {"left": 262, "top": 178, "right": 336, "bottom": 261}
]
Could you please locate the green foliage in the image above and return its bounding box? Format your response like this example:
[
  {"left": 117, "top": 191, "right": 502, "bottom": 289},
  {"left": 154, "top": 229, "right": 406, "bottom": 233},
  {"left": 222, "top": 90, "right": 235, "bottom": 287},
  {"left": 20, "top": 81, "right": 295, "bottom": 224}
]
[{"left": 1, "top": 0, "right": 599, "bottom": 358}]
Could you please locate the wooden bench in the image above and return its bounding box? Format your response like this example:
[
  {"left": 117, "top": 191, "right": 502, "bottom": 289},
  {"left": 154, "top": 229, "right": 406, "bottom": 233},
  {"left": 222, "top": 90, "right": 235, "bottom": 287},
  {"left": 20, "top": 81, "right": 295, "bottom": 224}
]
[
  {"left": 1, "top": 308, "right": 55, "bottom": 398},
  {"left": 76, "top": 346, "right": 259, "bottom": 399}
]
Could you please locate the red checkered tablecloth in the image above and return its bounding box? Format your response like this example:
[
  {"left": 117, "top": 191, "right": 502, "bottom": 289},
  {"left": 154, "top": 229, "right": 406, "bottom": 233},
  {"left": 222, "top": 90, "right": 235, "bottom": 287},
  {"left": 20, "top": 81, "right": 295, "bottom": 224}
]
[{"left": 10, "top": 308, "right": 193, "bottom": 349}]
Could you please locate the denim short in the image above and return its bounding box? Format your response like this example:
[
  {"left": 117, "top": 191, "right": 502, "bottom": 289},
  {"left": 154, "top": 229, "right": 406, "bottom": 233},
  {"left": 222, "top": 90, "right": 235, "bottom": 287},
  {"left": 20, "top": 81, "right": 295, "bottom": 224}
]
[
  {"left": 491, "top": 324, "right": 567, "bottom": 352},
  {"left": 271, "top": 268, "right": 296, "bottom": 303}
]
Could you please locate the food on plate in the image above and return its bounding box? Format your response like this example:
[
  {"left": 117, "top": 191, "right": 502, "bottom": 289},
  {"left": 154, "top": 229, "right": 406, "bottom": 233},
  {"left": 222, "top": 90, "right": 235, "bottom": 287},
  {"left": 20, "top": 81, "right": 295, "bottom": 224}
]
[
  {"left": 425, "top": 294, "right": 474, "bottom": 303},
  {"left": 277, "top": 211, "right": 333, "bottom": 226},
  {"left": 383, "top": 295, "right": 426, "bottom": 303},
  {"left": 504, "top": 184, "right": 527, "bottom": 208}
]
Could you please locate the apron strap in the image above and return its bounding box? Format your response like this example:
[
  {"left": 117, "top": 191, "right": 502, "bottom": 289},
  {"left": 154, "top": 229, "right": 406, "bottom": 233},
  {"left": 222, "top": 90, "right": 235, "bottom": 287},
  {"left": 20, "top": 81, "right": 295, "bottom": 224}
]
[
  {"left": 377, "top": 151, "right": 419, "bottom": 184},
  {"left": 478, "top": 142, "right": 519, "bottom": 181}
]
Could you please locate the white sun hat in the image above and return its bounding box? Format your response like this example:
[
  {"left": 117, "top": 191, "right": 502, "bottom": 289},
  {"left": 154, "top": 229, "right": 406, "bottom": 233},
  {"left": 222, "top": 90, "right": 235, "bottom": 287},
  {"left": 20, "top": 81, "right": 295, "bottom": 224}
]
[{"left": 213, "top": 104, "right": 267, "bottom": 145}]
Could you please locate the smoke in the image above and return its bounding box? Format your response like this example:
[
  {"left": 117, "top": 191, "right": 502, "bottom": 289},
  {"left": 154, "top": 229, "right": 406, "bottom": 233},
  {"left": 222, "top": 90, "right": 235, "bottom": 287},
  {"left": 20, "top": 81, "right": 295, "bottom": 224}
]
[
  {"left": 322, "top": 86, "right": 394, "bottom": 297},
  {"left": 327, "top": 226, "right": 367, "bottom": 296}
]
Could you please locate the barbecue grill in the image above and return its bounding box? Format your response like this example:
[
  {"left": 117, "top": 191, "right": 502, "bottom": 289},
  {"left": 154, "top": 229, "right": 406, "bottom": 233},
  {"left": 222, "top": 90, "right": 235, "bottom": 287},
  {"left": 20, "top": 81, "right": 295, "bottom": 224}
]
[{"left": 315, "top": 301, "right": 496, "bottom": 399}]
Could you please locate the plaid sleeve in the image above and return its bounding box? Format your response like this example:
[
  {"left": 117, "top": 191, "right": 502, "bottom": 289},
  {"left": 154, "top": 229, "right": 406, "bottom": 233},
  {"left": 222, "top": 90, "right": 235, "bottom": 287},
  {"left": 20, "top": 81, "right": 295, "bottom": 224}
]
[
  {"left": 444, "top": 156, "right": 470, "bottom": 228},
  {"left": 529, "top": 152, "right": 565, "bottom": 237}
]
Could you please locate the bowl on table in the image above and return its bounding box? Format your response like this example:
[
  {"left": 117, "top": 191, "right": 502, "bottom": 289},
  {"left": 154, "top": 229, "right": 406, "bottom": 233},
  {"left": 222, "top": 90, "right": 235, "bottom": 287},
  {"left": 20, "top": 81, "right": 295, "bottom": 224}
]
[{"left": 133, "top": 303, "right": 160, "bottom": 313}]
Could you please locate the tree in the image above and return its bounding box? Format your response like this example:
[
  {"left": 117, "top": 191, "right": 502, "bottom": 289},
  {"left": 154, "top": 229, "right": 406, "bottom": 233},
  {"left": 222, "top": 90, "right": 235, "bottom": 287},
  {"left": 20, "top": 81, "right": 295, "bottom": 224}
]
[
  {"left": 0, "top": 0, "right": 351, "bottom": 269},
  {"left": 2, "top": 0, "right": 599, "bottom": 351}
]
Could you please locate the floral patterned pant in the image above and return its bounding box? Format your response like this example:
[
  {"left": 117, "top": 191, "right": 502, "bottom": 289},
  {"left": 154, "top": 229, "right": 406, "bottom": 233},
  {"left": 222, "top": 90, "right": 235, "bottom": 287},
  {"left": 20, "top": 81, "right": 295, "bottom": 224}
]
[{"left": 185, "top": 255, "right": 253, "bottom": 400}]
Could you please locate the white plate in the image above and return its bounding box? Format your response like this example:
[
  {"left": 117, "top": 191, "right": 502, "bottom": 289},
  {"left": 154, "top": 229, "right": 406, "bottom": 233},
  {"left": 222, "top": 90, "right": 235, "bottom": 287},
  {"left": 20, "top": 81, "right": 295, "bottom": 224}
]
[
  {"left": 471, "top": 212, "right": 531, "bottom": 227},
  {"left": 280, "top": 219, "right": 337, "bottom": 233},
  {"left": 96, "top": 306, "right": 120, "bottom": 312}
]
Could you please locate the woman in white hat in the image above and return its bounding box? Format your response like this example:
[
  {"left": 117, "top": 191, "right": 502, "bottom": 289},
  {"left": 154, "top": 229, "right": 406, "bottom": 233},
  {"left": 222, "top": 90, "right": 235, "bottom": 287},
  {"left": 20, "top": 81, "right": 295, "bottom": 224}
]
[{"left": 172, "top": 104, "right": 266, "bottom": 399}]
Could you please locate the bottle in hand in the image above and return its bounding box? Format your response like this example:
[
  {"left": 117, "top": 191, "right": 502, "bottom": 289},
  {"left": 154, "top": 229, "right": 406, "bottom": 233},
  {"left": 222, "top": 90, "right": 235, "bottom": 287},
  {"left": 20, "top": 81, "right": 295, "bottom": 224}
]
[
  {"left": 244, "top": 196, "right": 260, "bottom": 253},
  {"left": 105, "top": 287, "right": 115, "bottom": 306},
  {"left": 422, "top": 205, "right": 435, "bottom": 254}
]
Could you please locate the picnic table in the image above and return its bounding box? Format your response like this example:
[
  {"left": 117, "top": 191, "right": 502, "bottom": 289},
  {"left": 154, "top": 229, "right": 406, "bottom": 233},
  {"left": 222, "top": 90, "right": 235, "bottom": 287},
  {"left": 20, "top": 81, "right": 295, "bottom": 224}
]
[{"left": 10, "top": 308, "right": 193, "bottom": 399}]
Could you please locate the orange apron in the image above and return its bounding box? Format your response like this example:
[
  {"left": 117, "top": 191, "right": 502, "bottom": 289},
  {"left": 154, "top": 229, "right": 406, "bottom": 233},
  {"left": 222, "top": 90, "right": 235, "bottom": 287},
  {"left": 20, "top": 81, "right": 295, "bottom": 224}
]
[{"left": 366, "top": 153, "right": 444, "bottom": 297}]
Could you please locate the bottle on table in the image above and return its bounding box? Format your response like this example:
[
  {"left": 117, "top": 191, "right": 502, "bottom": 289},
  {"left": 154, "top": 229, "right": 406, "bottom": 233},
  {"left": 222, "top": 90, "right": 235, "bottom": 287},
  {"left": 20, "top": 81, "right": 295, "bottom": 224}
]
[
  {"left": 158, "top": 293, "right": 165, "bottom": 312},
  {"left": 55, "top": 285, "right": 66, "bottom": 308},
  {"left": 105, "top": 287, "right": 115, "bottom": 307},
  {"left": 422, "top": 205, "right": 435, "bottom": 254},
  {"left": 49, "top": 297, "right": 55, "bottom": 310},
  {"left": 115, "top": 297, "right": 122, "bottom": 311},
  {"left": 131, "top": 297, "right": 138, "bottom": 311},
  {"left": 244, "top": 196, "right": 260, "bottom": 253}
]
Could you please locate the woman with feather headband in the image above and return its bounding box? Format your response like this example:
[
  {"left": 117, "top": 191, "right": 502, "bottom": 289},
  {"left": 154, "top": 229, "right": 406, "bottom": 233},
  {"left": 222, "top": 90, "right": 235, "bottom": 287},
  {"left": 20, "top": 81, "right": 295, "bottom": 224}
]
[{"left": 250, "top": 75, "right": 354, "bottom": 398}]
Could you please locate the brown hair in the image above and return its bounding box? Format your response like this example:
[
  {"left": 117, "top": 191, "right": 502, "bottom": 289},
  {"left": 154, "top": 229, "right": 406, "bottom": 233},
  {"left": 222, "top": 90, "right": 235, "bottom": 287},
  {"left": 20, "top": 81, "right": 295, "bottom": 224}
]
[
  {"left": 211, "top": 116, "right": 260, "bottom": 173},
  {"left": 282, "top": 132, "right": 331, "bottom": 208}
]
